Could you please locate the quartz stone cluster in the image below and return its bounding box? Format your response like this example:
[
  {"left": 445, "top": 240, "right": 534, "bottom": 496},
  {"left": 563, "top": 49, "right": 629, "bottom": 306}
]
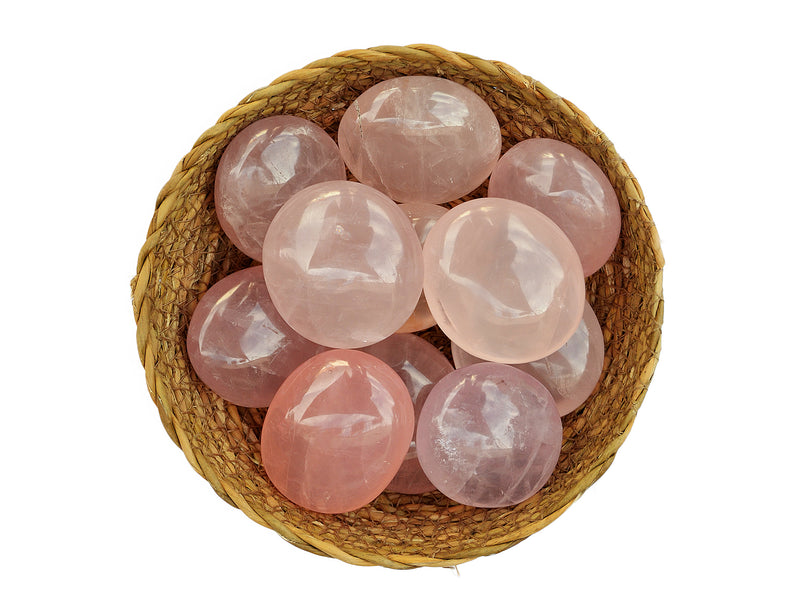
[{"left": 186, "top": 75, "right": 620, "bottom": 514}]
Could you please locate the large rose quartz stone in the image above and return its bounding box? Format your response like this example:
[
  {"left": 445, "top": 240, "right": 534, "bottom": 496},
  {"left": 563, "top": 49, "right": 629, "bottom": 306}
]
[
  {"left": 452, "top": 300, "right": 605, "bottom": 416},
  {"left": 422, "top": 197, "right": 585, "bottom": 364},
  {"left": 396, "top": 203, "right": 449, "bottom": 333},
  {"left": 260, "top": 349, "right": 415, "bottom": 514},
  {"left": 262, "top": 181, "right": 424, "bottom": 349},
  {"left": 416, "top": 363, "right": 563, "bottom": 508},
  {"left": 214, "top": 115, "right": 346, "bottom": 260},
  {"left": 363, "top": 333, "right": 454, "bottom": 494},
  {"left": 488, "top": 138, "right": 621, "bottom": 275},
  {"left": 186, "top": 266, "right": 327, "bottom": 407},
  {"left": 337, "top": 75, "right": 501, "bottom": 204}
]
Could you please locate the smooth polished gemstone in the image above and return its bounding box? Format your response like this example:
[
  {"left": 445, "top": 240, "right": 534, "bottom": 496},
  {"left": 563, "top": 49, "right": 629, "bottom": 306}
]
[
  {"left": 423, "top": 197, "right": 585, "bottom": 364},
  {"left": 260, "top": 349, "right": 415, "bottom": 514},
  {"left": 338, "top": 76, "right": 502, "bottom": 204},
  {"left": 262, "top": 181, "right": 424, "bottom": 349},
  {"left": 488, "top": 138, "right": 621, "bottom": 275},
  {"left": 416, "top": 363, "right": 562, "bottom": 508},
  {"left": 363, "top": 334, "right": 454, "bottom": 494},
  {"left": 452, "top": 301, "right": 605, "bottom": 416},
  {"left": 215, "top": 115, "right": 346, "bottom": 260},
  {"left": 186, "top": 266, "right": 327, "bottom": 407},
  {"left": 396, "top": 203, "right": 449, "bottom": 333}
]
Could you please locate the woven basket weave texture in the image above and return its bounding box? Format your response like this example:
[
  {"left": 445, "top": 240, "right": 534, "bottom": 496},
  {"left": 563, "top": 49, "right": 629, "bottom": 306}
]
[{"left": 131, "top": 44, "right": 664, "bottom": 569}]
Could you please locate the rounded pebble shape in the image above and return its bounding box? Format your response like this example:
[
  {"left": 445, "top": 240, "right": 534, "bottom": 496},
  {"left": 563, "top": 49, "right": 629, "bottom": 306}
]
[
  {"left": 416, "top": 363, "right": 562, "bottom": 508},
  {"left": 452, "top": 301, "right": 605, "bottom": 416},
  {"left": 260, "top": 349, "right": 415, "bottom": 514},
  {"left": 186, "top": 266, "right": 328, "bottom": 407},
  {"left": 214, "top": 115, "right": 346, "bottom": 260},
  {"left": 396, "top": 203, "right": 449, "bottom": 333},
  {"left": 363, "top": 334, "right": 454, "bottom": 494},
  {"left": 262, "top": 180, "right": 424, "bottom": 349},
  {"left": 488, "top": 138, "right": 621, "bottom": 276},
  {"left": 338, "top": 75, "right": 502, "bottom": 204},
  {"left": 422, "top": 197, "right": 585, "bottom": 364}
]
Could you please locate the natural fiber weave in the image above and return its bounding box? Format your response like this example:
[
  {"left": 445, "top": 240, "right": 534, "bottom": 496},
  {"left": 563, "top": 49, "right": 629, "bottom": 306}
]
[{"left": 131, "top": 44, "right": 664, "bottom": 568}]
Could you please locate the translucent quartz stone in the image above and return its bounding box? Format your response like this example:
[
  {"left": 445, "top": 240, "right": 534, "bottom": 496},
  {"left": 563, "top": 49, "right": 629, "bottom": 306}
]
[
  {"left": 337, "top": 75, "right": 502, "bottom": 204},
  {"left": 214, "top": 115, "right": 346, "bottom": 260},
  {"left": 396, "top": 203, "right": 449, "bottom": 333},
  {"left": 452, "top": 301, "right": 605, "bottom": 416},
  {"left": 260, "top": 349, "right": 415, "bottom": 514},
  {"left": 422, "top": 197, "right": 585, "bottom": 364},
  {"left": 186, "top": 266, "right": 327, "bottom": 407},
  {"left": 416, "top": 363, "right": 562, "bottom": 508},
  {"left": 262, "top": 181, "right": 424, "bottom": 349},
  {"left": 363, "top": 334, "right": 454, "bottom": 494},
  {"left": 488, "top": 138, "right": 621, "bottom": 276}
]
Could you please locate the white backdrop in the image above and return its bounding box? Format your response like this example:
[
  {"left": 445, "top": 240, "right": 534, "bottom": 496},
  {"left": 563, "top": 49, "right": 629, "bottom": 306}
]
[{"left": 3, "top": 1, "right": 798, "bottom": 598}]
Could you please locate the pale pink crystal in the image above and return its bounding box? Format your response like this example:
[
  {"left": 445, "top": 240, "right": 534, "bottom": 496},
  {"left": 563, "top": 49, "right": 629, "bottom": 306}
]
[
  {"left": 337, "top": 76, "right": 501, "bottom": 204},
  {"left": 363, "top": 333, "right": 454, "bottom": 494},
  {"left": 260, "top": 349, "right": 415, "bottom": 514},
  {"left": 488, "top": 138, "right": 621, "bottom": 275},
  {"left": 422, "top": 197, "right": 585, "bottom": 364},
  {"left": 261, "top": 181, "right": 424, "bottom": 349},
  {"left": 186, "top": 266, "right": 327, "bottom": 407},
  {"left": 416, "top": 363, "right": 562, "bottom": 508},
  {"left": 396, "top": 203, "right": 449, "bottom": 333},
  {"left": 452, "top": 301, "right": 604, "bottom": 416},
  {"left": 214, "top": 115, "right": 346, "bottom": 260}
]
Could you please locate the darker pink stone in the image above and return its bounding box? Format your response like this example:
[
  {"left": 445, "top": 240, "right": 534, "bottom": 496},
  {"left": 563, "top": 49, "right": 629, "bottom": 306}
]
[{"left": 260, "top": 350, "right": 415, "bottom": 514}]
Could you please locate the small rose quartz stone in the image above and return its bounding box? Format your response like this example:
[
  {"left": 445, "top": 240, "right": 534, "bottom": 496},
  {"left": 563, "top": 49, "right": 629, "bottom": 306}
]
[
  {"left": 396, "top": 203, "right": 449, "bottom": 333},
  {"left": 452, "top": 301, "right": 605, "bottom": 416},
  {"left": 214, "top": 115, "right": 346, "bottom": 260},
  {"left": 416, "top": 363, "right": 562, "bottom": 508},
  {"left": 488, "top": 138, "right": 621, "bottom": 275},
  {"left": 262, "top": 181, "right": 424, "bottom": 349},
  {"left": 186, "top": 266, "right": 327, "bottom": 407},
  {"left": 338, "top": 75, "right": 501, "bottom": 204},
  {"left": 363, "top": 334, "right": 454, "bottom": 494},
  {"left": 260, "top": 349, "right": 415, "bottom": 514},
  {"left": 422, "top": 197, "right": 585, "bottom": 364}
]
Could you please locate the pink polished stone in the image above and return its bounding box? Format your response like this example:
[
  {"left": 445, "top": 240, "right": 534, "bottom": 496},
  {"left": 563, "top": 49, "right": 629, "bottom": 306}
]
[
  {"left": 452, "top": 301, "right": 605, "bottom": 416},
  {"left": 260, "top": 349, "right": 415, "bottom": 514},
  {"left": 214, "top": 115, "right": 346, "bottom": 260},
  {"left": 186, "top": 266, "right": 327, "bottom": 407},
  {"left": 396, "top": 203, "right": 449, "bottom": 333},
  {"left": 262, "top": 181, "right": 424, "bottom": 349},
  {"left": 488, "top": 138, "right": 621, "bottom": 275},
  {"left": 363, "top": 334, "right": 454, "bottom": 494},
  {"left": 423, "top": 197, "right": 585, "bottom": 364},
  {"left": 416, "top": 363, "right": 562, "bottom": 508},
  {"left": 338, "top": 76, "right": 501, "bottom": 204}
]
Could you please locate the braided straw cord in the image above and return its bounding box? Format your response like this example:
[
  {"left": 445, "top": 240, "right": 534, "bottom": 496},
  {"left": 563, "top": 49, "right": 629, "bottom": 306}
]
[{"left": 130, "top": 44, "right": 664, "bottom": 568}]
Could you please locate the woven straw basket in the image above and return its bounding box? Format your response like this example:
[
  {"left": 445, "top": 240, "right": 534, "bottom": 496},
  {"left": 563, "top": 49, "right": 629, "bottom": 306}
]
[{"left": 131, "top": 44, "right": 664, "bottom": 568}]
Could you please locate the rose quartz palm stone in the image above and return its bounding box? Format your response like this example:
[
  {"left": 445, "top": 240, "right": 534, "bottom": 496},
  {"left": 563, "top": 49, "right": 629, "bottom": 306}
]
[
  {"left": 488, "top": 138, "right": 621, "bottom": 275},
  {"left": 452, "top": 300, "right": 605, "bottom": 416},
  {"left": 422, "top": 197, "right": 585, "bottom": 364},
  {"left": 260, "top": 349, "right": 415, "bottom": 514},
  {"left": 337, "top": 75, "right": 501, "bottom": 204},
  {"left": 396, "top": 203, "right": 449, "bottom": 333},
  {"left": 214, "top": 115, "right": 346, "bottom": 260},
  {"left": 363, "top": 333, "right": 454, "bottom": 494},
  {"left": 186, "top": 266, "right": 327, "bottom": 407},
  {"left": 416, "top": 362, "right": 563, "bottom": 508},
  {"left": 262, "top": 180, "right": 424, "bottom": 349}
]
